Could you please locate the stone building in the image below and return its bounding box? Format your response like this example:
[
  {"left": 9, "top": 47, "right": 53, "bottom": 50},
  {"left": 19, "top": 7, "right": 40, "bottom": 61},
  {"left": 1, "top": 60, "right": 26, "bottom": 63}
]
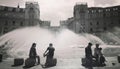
[
  {"left": 60, "top": 2, "right": 120, "bottom": 33},
  {"left": 0, "top": 2, "right": 50, "bottom": 35}
]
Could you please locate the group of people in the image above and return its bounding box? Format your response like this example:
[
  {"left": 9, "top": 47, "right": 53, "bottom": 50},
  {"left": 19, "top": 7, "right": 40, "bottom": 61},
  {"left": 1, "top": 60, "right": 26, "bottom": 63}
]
[
  {"left": 29, "top": 42, "right": 106, "bottom": 68},
  {"left": 85, "top": 43, "right": 106, "bottom": 67},
  {"left": 29, "top": 43, "right": 55, "bottom": 66}
]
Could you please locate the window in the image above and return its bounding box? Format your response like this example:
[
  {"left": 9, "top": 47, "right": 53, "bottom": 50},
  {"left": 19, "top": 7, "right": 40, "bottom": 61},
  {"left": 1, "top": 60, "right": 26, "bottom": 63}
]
[
  {"left": 103, "top": 27, "right": 107, "bottom": 31},
  {"left": 106, "top": 13, "right": 110, "bottom": 17},
  {"left": 20, "top": 9, "right": 23, "bottom": 12},
  {"left": 90, "top": 28, "right": 93, "bottom": 32},
  {"left": 4, "top": 27, "right": 8, "bottom": 30},
  {"left": 4, "top": 27, "right": 8, "bottom": 33},
  {"left": 5, "top": 21, "right": 8, "bottom": 25},
  {"left": 12, "top": 8, "right": 16, "bottom": 12},
  {"left": 113, "top": 8, "right": 118, "bottom": 11},
  {"left": 12, "top": 21, "right": 15, "bottom": 25},
  {"left": 103, "top": 13, "right": 106, "bottom": 17},
  {"left": 94, "top": 10, "right": 96, "bottom": 13},
  {"left": 106, "top": 9, "right": 110, "bottom": 11},
  {"left": 97, "top": 22, "right": 99, "bottom": 25},
  {"left": 111, "top": 22, "right": 113, "bottom": 24},
  {"left": 30, "top": 7, "right": 33, "bottom": 11},
  {"left": 90, "top": 22, "right": 92, "bottom": 25},
  {"left": 20, "top": 21, "right": 23, "bottom": 26},
  {"left": 92, "top": 10, "right": 94, "bottom": 13},
  {"left": 104, "top": 23, "right": 106, "bottom": 26},
  {"left": 113, "top": 12, "right": 118, "bottom": 16},
  {"left": 83, "top": 27, "right": 85, "bottom": 29},
  {"left": 88, "top": 11, "right": 90, "bottom": 13},
  {"left": 4, "top": 7, "right": 8, "bottom": 11},
  {"left": 98, "top": 10, "right": 103, "bottom": 12},
  {"left": 5, "top": 13, "right": 8, "bottom": 16}
]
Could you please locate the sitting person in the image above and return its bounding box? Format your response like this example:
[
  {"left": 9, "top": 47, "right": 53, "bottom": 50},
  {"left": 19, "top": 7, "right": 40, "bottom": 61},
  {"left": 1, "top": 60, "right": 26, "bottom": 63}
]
[
  {"left": 43, "top": 43, "right": 55, "bottom": 67},
  {"left": 85, "top": 43, "right": 93, "bottom": 67},
  {"left": 99, "top": 54, "right": 106, "bottom": 66},
  {"left": 94, "top": 44, "right": 100, "bottom": 63},
  {"left": 98, "top": 48, "right": 106, "bottom": 66},
  {"left": 29, "top": 43, "right": 40, "bottom": 65}
]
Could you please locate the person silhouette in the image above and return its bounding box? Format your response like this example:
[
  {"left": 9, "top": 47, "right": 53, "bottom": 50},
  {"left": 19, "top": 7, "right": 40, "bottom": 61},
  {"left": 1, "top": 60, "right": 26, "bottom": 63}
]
[
  {"left": 29, "top": 43, "right": 40, "bottom": 65},
  {"left": 98, "top": 48, "right": 106, "bottom": 66},
  {"left": 43, "top": 43, "right": 55, "bottom": 66},
  {"left": 94, "top": 44, "right": 100, "bottom": 63},
  {"left": 85, "top": 42, "right": 93, "bottom": 68}
]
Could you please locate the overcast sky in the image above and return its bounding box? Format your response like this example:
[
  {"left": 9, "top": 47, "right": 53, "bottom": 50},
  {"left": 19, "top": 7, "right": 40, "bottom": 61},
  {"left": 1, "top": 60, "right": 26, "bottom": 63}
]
[{"left": 0, "top": 0, "right": 120, "bottom": 26}]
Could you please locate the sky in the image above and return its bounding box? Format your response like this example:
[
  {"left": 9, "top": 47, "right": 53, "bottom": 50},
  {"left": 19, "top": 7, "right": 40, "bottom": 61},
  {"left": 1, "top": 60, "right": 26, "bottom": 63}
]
[{"left": 0, "top": 0, "right": 120, "bottom": 26}]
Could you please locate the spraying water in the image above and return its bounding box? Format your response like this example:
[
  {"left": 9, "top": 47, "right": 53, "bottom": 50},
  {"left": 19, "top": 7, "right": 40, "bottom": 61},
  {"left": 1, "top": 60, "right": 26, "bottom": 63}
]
[{"left": 0, "top": 26, "right": 105, "bottom": 58}]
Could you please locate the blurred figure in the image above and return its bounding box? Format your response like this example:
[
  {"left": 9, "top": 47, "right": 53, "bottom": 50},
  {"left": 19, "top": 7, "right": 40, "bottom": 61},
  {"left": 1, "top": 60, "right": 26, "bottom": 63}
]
[
  {"left": 98, "top": 48, "right": 106, "bottom": 66},
  {"left": 44, "top": 43, "right": 55, "bottom": 58},
  {"left": 98, "top": 48, "right": 103, "bottom": 56},
  {"left": 94, "top": 44, "right": 100, "bottom": 63},
  {"left": 85, "top": 42, "right": 93, "bottom": 68},
  {"left": 29, "top": 43, "right": 40, "bottom": 65},
  {"left": 43, "top": 43, "right": 55, "bottom": 66}
]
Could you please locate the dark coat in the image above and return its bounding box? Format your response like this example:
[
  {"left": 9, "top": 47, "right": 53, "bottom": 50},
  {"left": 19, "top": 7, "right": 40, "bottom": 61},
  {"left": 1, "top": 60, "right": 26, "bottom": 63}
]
[
  {"left": 47, "top": 46, "right": 55, "bottom": 58},
  {"left": 29, "top": 47, "right": 37, "bottom": 58},
  {"left": 85, "top": 46, "right": 92, "bottom": 58}
]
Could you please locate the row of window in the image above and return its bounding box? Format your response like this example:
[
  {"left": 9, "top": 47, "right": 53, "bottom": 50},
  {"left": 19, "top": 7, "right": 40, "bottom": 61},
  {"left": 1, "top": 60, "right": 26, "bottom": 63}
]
[
  {"left": 88, "top": 7, "right": 119, "bottom": 13},
  {"left": 78, "top": 27, "right": 107, "bottom": 33},
  {"left": 89, "top": 27, "right": 107, "bottom": 32},
  {"left": 0, "top": 7, "right": 24, "bottom": 12},
  {"left": 0, "top": 13, "right": 25, "bottom": 18},
  {"left": 4, "top": 21, "right": 24, "bottom": 26},
  {"left": 90, "top": 22, "right": 99, "bottom": 25},
  {"left": 89, "top": 21, "right": 120, "bottom": 26},
  {"left": 88, "top": 12, "right": 119, "bottom": 18}
]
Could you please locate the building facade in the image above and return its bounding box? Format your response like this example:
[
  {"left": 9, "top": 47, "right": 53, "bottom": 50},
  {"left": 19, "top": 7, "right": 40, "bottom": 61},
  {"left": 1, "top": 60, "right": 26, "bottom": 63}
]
[
  {"left": 0, "top": 2, "right": 50, "bottom": 35},
  {"left": 60, "top": 3, "right": 120, "bottom": 33}
]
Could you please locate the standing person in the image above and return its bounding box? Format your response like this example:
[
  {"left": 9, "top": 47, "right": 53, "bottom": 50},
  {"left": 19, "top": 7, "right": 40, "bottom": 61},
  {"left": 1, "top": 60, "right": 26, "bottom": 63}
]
[
  {"left": 29, "top": 43, "right": 40, "bottom": 65},
  {"left": 85, "top": 42, "right": 93, "bottom": 68},
  {"left": 43, "top": 43, "right": 55, "bottom": 66},
  {"left": 94, "top": 44, "right": 100, "bottom": 63}
]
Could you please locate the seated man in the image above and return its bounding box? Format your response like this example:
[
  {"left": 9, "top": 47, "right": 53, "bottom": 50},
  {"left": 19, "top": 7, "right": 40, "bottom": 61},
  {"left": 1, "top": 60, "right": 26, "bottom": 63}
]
[{"left": 29, "top": 43, "right": 40, "bottom": 65}]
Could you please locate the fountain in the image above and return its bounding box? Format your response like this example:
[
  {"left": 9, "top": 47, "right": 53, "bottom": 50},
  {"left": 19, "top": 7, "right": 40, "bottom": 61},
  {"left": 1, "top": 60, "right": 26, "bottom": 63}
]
[
  {"left": 0, "top": 26, "right": 119, "bottom": 59},
  {"left": 0, "top": 26, "right": 120, "bottom": 69}
]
